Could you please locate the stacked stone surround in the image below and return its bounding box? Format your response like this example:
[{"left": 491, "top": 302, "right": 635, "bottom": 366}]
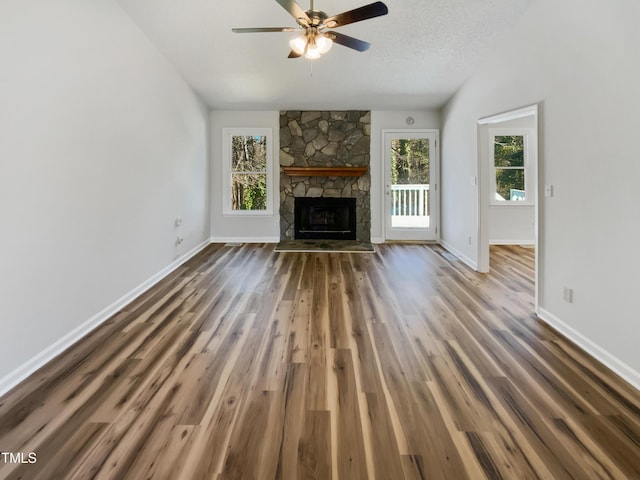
[{"left": 279, "top": 110, "right": 371, "bottom": 242}]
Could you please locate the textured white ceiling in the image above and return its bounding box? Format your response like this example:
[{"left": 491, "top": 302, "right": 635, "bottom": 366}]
[{"left": 116, "top": 0, "right": 532, "bottom": 110}]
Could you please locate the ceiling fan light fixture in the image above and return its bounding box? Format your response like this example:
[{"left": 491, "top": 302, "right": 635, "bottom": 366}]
[
  {"left": 289, "top": 35, "right": 308, "bottom": 55},
  {"left": 232, "top": 0, "right": 389, "bottom": 60},
  {"left": 316, "top": 34, "right": 333, "bottom": 54},
  {"left": 304, "top": 43, "right": 322, "bottom": 59}
]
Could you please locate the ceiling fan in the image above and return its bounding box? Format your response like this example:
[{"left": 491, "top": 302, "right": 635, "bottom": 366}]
[{"left": 232, "top": 0, "right": 389, "bottom": 60}]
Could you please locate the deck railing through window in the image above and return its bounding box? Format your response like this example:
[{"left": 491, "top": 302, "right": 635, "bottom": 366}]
[{"left": 391, "top": 184, "right": 429, "bottom": 218}]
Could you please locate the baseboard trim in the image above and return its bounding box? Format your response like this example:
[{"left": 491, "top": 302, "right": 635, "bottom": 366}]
[
  {"left": 489, "top": 240, "right": 535, "bottom": 246},
  {"left": 0, "top": 239, "right": 211, "bottom": 398},
  {"left": 440, "top": 240, "right": 479, "bottom": 271},
  {"left": 371, "top": 237, "right": 384, "bottom": 244},
  {"left": 210, "top": 236, "right": 279, "bottom": 244},
  {"left": 538, "top": 308, "right": 640, "bottom": 392}
]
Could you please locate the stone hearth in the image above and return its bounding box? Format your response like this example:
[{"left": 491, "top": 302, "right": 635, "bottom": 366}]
[{"left": 279, "top": 110, "right": 371, "bottom": 242}]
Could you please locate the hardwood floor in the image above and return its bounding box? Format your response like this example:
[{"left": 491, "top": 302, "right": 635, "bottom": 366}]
[{"left": 1, "top": 244, "right": 640, "bottom": 479}]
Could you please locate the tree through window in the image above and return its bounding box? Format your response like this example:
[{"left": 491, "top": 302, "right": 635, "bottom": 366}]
[
  {"left": 493, "top": 134, "right": 526, "bottom": 202},
  {"left": 390, "top": 138, "right": 430, "bottom": 186},
  {"left": 231, "top": 135, "right": 267, "bottom": 210},
  {"left": 223, "top": 128, "right": 272, "bottom": 215}
]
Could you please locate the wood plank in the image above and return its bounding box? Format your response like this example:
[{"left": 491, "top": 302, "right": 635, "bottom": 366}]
[
  {"left": 282, "top": 166, "right": 368, "bottom": 177},
  {"left": 275, "top": 362, "right": 308, "bottom": 480},
  {"left": 298, "top": 410, "right": 332, "bottom": 480},
  {"left": 331, "top": 349, "right": 368, "bottom": 480},
  {"left": 362, "top": 392, "right": 406, "bottom": 479}
]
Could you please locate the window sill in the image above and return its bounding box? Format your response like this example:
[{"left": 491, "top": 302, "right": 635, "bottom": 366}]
[
  {"left": 490, "top": 202, "right": 534, "bottom": 207},
  {"left": 223, "top": 210, "right": 274, "bottom": 217}
]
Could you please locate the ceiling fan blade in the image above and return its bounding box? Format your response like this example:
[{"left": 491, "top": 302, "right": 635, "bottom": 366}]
[
  {"left": 275, "top": 0, "right": 311, "bottom": 26},
  {"left": 232, "top": 27, "right": 297, "bottom": 33},
  {"left": 324, "top": 1, "right": 388, "bottom": 28},
  {"left": 327, "top": 31, "right": 371, "bottom": 52},
  {"left": 288, "top": 50, "right": 303, "bottom": 58}
]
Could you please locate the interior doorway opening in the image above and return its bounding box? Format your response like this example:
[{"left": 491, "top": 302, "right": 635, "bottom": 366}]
[{"left": 477, "top": 105, "right": 539, "bottom": 311}]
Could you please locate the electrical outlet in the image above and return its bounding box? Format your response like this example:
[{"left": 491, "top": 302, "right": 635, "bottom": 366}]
[
  {"left": 563, "top": 287, "right": 573, "bottom": 303},
  {"left": 175, "top": 217, "right": 183, "bottom": 228},
  {"left": 176, "top": 236, "right": 184, "bottom": 246}
]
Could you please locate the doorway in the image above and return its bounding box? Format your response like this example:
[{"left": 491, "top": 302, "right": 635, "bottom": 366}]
[
  {"left": 477, "top": 105, "right": 539, "bottom": 310},
  {"left": 383, "top": 130, "right": 439, "bottom": 241}
]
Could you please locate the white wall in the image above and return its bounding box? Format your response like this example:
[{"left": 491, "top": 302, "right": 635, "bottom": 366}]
[
  {"left": 0, "top": 0, "right": 210, "bottom": 388},
  {"left": 440, "top": 0, "right": 640, "bottom": 383},
  {"left": 209, "top": 111, "right": 280, "bottom": 242},
  {"left": 370, "top": 111, "right": 441, "bottom": 242},
  {"left": 488, "top": 206, "right": 534, "bottom": 245}
]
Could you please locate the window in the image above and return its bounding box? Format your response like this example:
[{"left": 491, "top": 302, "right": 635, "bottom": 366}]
[
  {"left": 490, "top": 129, "right": 533, "bottom": 205},
  {"left": 223, "top": 128, "right": 273, "bottom": 215}
]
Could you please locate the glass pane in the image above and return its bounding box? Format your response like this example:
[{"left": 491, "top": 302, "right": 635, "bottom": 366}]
[
  {"left": 231, "top": 135, "right": 267, "bottom": 172},
  {"left": 390, "top": 138, "right": 430, "bottom": 228},
  {"left": 494, "top": 135, "right": 524, "bottom": 167},
  {"left": 495, "top": 168, "right": 525, "bottom": 201},
  {"left": 231, "top": 173, "right": 267, "bottom": 210},
  {"left": 390, "top": 139, "right": 430, "bottom": 185}
]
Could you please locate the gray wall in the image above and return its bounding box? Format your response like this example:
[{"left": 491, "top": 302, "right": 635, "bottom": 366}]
[
  {"left": 210, "top": 111, "right": 281, "bottom": 242},
  {"left": 208, "top": 110, "right": 441, "bottom": 243},
  {"left": 0, "top": 0, "right": 210, "bottom": 389}
]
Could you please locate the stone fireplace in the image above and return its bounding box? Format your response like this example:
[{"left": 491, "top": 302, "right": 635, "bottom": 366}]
[{"left": 279, "top": 110, "right": 371, "bottom": 242}]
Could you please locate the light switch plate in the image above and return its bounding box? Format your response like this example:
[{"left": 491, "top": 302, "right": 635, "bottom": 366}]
[{"left": 545, "top": 185, "right": 554, "bottom": 197}]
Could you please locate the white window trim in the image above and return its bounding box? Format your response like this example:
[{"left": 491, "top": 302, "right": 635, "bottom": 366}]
[
  {"left": 489, "top": 128, "right": 535, "bottom": 206},
  {"left": 222, "top": 127, "right": 274, "bottom": 216}
]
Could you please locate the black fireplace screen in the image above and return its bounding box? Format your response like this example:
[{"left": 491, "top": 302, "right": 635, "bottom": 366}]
[{"left": 294, "top": 197, "right": 356, "bottom": 240}]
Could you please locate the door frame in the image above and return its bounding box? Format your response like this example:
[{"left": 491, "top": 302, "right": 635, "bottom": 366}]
[
  {"left": 382, "top": 129, "right": 440, "bottom": 242},
  {"left": 477, "top": 104, "right": 539, "bottom": 312}
]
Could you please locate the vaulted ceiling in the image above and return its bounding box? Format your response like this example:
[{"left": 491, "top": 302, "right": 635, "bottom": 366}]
[{"left": 116, "top": 0, "right": 532, "bottom": 110}]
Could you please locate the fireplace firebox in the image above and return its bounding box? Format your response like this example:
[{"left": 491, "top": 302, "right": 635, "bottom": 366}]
[{"left": 294, "top": 197, "right": 357, "bottom": 240}]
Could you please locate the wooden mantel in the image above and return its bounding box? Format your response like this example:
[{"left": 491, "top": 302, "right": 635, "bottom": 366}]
[{"left": 282, "top": 166, "right": 368, "bottom": 177}]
